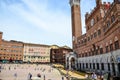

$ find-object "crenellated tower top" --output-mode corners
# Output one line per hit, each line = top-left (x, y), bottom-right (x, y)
(96, 0), (102, 6)
(69, 0), (80, 7)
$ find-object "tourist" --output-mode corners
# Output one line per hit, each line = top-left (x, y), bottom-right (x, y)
(30, 73), (32, 80)
(85, 74), (89, 79)
(9, 66), (10, 70)
(91, 72), (97, 80)
(43, 75), (46, 80)
(62, 76), (64, 80)
(14, 73), (17, 80)
(37, 73), (41, 78)
(28, 73), (32, 80)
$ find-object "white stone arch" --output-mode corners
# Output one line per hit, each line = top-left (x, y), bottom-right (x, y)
(110, 40), (112, 44)
(114, 36), (118, 41)
(66, 52), (77, 70)
(98, 27), (100, 30)
(106, 42), (108, 46)
(100, 45), (103, 48)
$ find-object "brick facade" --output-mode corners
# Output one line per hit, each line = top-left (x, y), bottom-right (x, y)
(50, 45), (72, 65)
(23, 43), (50, 63)
(0, 40), (23, 63)
(70, 0), (120, 76)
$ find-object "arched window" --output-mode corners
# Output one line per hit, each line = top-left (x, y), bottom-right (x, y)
(97, 63), (99, 69)
(106, 46), (109, 53)
(107, 21), (110, 28)
(114, 41), (119, 49)
(91, 18), (95, 27)
(101, 63), (104, 70)
(98, 29), (101, 35)
(93, 63), (95, 69)
(110, 44), (113, 51)
(96, 16), (99, 22)
(111, 15), (115, 23)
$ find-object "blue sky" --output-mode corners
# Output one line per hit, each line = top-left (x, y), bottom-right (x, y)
(0, 0), (113, 48)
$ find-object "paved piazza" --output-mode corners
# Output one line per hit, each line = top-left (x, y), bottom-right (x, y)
(0, 64), (65, 80)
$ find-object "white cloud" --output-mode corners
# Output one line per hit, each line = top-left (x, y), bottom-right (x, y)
(7, 0), (71, 36)
(0, 0), (72, 47)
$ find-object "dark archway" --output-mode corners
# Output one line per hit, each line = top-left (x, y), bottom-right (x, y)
(70, 57), (75, 69)
(112, 63), (116, 76)
(118, 63), (120, 74)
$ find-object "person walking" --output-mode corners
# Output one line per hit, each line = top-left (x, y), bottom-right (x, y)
(62, 76), (64, 80)
(43, 75), (46, 80)
(91, 72), (97, 80)
(28, 73), (32, 80)
(85, 74), (89, 80)
(14, 73), (17, 80)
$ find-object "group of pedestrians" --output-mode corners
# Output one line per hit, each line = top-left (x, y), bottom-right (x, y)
(85, 72), (104, 80)
(0, 64), (63, 80)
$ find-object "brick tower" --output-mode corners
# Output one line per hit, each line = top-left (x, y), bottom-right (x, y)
(0, 32), (3, 45)
(69, 0), (82, 49)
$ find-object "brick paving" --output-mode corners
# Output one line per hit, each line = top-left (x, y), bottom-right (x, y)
(0, 64), (66, 80)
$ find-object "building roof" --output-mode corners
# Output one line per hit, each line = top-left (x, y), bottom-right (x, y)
(24, 42), (50, 47)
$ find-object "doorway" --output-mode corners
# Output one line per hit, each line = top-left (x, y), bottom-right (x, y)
(112, 63), (116, 76)
(118, 63), (120, 74)
(70, 57), (75, 69)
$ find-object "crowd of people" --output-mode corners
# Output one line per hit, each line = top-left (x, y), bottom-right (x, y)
(0, 63), (57, 80)
(84, 72), (112, 80)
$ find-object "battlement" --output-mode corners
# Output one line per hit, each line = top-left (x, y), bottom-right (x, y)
(0, 31), (3, 34)
(85, 1), (111, 23)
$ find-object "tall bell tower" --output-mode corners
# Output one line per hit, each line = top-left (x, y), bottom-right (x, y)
(0, 32), (3, 44)
(69, 0), (82, 49)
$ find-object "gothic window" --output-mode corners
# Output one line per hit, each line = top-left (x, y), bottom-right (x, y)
(106, 46), (109, 53)
(111, 15), (115, 23)
(107, 21), (110, 28)
(100, 48), (103, 54)
(114, 41), (119, 49)
(91, 18), (94, 26)
(98, 29), (101, 35)
(101, 63), (104, 70)
(95, 49), (98, 55)
(110, 44), (113, 51)
(88, 36), (90, 41)
(94, 32), (97, 38)
(103, 26), (106, 32)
